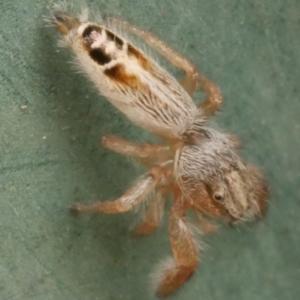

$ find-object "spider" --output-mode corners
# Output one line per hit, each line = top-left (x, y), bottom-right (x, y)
(49, 5), (268, 297)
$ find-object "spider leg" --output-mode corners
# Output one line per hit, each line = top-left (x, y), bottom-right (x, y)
(70, 167), (163, 214)
(133, 187), (167, 236)
(195, 211), (217, 234)
(153, 198), (199, 297)
(102, 135), (172, 160)
(109, 18), (222, 116)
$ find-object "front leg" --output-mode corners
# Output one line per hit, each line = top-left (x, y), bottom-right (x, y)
(133, 187), (167, 236)
(70, 167), (163, 214)
(152, 198), (199, 297)
(195, 211), (217, 234)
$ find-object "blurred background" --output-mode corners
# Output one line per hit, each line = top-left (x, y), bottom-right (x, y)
(1, 0), (299, 299)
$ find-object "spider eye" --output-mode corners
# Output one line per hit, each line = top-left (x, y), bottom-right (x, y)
(214, 193), (224, 201)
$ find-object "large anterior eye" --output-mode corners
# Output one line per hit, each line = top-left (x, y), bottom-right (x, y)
(204, 182), (225, 202)
(213, 192), (224, 201)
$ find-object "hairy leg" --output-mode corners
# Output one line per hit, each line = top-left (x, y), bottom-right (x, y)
(195, 211), (217, 234)
(109, 18), (222, 116)
(102, 135), (172, 160)
(70, 167), (164, 214)
(153, 198), (199, 297)
(133, 187), (167, 236)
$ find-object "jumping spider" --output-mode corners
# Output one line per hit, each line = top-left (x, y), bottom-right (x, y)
(48, 4), (268, 297)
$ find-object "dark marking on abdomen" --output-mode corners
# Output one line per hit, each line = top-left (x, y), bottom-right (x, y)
(105, 29), (124, 49)
(128, 45), (151, 70)
(82, 25), (102, 39)
(90, 49), (112, 65)
(82, 26), (113, 65)
(104, 64), (141, 88)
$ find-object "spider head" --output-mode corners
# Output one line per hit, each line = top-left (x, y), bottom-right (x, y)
(199, 165), (268, 223)
(176, 130), (268, 224)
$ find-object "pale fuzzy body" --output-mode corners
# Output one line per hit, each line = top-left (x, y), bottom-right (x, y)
(59, 16), (201, 140)
(48, 4), (268, 297)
